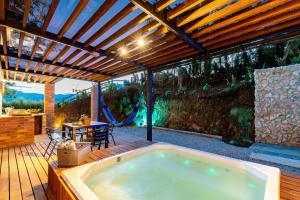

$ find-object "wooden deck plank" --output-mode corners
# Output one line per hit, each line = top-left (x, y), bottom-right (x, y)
(8, 148), (22, 200)
(24, 145), (48, 190)
(29, 144), (48, 175)
(0, 137), (300, 200)
(20, 146), (48, 200)
(0, 148), (9, 200)
(15, 146), (35, 200)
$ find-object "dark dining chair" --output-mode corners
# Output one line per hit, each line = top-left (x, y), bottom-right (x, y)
(108, 124), (116, 145)
(44, 127), (71, 161)
(90, 126), (109, 150)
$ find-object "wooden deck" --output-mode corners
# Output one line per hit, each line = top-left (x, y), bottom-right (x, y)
(0, 139), (299, 200)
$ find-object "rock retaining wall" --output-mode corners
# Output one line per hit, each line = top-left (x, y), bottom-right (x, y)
(254, 64), (300, 147)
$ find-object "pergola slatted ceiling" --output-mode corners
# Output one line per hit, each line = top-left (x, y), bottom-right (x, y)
(0, 0), (300, 84)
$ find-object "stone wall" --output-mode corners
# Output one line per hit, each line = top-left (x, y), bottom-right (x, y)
(254, 64), (300, 147)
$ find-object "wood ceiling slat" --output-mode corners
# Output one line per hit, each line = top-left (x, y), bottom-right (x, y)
(203, 8), (300, 47)
(83, 3), (136, 47)
(42, 64), (51, 74)
(70, 52), (89, 67)
(131, 0), (205, 53)
(14, 71), (18, 80)
(33, 63), (42, 72)
(27, 74), (32, 82)
(199, 1), (300, 43)
(78, 56), (99, 69)
(0, 0), (5, 21)
(15, 58), (19, 70)
(94, 13), (149, 50)
(42, 42), (57, 61)
(103, 62), (128, 74)
(31, 37), (41, 59)
(177, 0), (233, 27)
(185, 0), (261, 33)
(108, 20), (159, 51)
(1, 28), (7, 55)
(52, 45), (70, 64)
(57, 0), (89, 39)
(72, 0), (118, 42)
(18, 33), (25, 57)
(41, 0), (59, 34)
(22, 0), (31, 28)
(25, 61), (31, 72)
(167, 0), (206, 20)
(56, 68), (69, 76)
(61, 49), (81, 65)
(131, 38), (183, 60)
(207, 17), (300, 50)
(142, 44), (191, 65)
(110, 25), (168, 52)
(128, 32), (176, 59)
(94, 59), (119, 71)
(88, 57), (112, 70)
(192, 0), (293, 38)
(21, 73), (26, 81)
(0, 48), (113, 77)
(156, 0), (175, 12)
(151, 49), (197, 66)
(1, 19), (146, 69)
(48, 66), (60, 75)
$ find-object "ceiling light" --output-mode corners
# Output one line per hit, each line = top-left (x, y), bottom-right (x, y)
(137, 38), (145, 46)
(120, 47), (127, 55)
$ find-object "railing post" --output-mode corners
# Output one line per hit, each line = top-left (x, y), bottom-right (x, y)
(97, 82), (102, 122)
(146, 67), (153, 141)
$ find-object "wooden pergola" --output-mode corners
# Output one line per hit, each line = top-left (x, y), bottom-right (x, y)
(1, 0), (300, 139)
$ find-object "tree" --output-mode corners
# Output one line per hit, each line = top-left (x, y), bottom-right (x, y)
(4, 82), (17, 98)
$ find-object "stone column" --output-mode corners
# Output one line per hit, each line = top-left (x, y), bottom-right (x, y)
(90, 83), (99, 121)
(44, 83), (55, 129)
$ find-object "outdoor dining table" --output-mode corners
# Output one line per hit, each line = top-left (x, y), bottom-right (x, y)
(62, 121), (109, 141)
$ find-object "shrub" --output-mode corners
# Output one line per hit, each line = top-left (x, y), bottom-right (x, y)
(229, 107), (254, 147)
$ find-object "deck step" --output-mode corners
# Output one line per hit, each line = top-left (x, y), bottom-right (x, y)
(250, 152), (300, 169)
(250, 143), (300, 160)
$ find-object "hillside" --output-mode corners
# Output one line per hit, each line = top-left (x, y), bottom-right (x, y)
(3, 91), (72, 102)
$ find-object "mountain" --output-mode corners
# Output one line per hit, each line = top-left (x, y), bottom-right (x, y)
(3, 91), (73, 103)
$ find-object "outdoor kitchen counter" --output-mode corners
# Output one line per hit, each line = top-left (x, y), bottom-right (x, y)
(0, 114), (46, 148)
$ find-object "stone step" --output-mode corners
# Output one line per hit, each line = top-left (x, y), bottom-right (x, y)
(250, 153), (300, 169)
(250, 143), (300, 160)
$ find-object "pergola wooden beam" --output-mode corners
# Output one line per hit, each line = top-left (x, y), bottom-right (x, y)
(0, 47), (114, 77)
(71, 0), (119, 42)
(41, 0), (59, 34)
(83, 3), (136, 47)
(191, 0), (293, 38)
(131, 0), (205, 53)
(156, 0), (175, 11)
(0, 20), (146, 69)
(1, 61), (97, 82)
(198, 1), (300, 43)
(57, 0), (88, 39)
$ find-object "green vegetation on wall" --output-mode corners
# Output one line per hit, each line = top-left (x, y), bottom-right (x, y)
(134, 96), (169, 127)
(3, 99), (43, 111)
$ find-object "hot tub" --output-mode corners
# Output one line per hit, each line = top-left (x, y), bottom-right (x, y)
(61, 143), (280, 200)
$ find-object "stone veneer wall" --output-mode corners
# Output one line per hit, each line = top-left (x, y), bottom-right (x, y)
(44, 83), (55, 129)
(254, 64), (300, 147)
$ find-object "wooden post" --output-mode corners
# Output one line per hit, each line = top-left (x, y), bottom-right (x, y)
(146, 67), (153, 141)
(97, 82), (102, 122)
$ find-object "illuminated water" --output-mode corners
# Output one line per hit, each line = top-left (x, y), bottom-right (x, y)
(84, 149), (265, 200)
